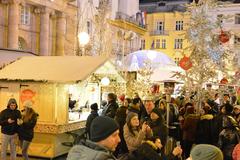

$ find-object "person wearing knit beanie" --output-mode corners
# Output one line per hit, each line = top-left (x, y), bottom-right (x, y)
(23, 100), (33, 108)
(189, 144), (223, 160)
(90, 103), (98, 111)
(67, 116), (120, 160)
(90, 116), (120, 150)
(90, 116), (119, 142)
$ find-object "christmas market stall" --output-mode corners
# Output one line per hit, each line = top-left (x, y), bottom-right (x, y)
(0, 56), (125, 158)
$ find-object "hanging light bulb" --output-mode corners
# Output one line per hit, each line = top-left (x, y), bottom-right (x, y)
(78, 32), (90, 46)
(101, 77), (110, 86)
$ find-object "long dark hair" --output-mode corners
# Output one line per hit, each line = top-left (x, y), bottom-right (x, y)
(126, 113), (139, 136)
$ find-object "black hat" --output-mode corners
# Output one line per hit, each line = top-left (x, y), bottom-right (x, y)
(132, 98), (140, 105)
(151, 107), (162, 118)
(90, 116), (119, 142)
(225, 102), (233, 114)
(90, 103), (98, 111)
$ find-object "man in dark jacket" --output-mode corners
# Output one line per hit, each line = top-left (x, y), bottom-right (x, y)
(85, 103), (99, 138)
(149, 107), (168, 147)
(114, 99), (129, 156)
(67, 116), (120, 160)
(102, 93), (119, 118)
(0, 98), (21, 160)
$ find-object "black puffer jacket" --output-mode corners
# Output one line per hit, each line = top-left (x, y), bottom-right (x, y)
(86, 110), (99, 138)
(150, 117), (168, 146)
(218, 116), (240, 159)
(0, 100), (21, 135)
(18, 113), (38, 141)
(103, 100), (119, 118)
(195, 114), (214, 144)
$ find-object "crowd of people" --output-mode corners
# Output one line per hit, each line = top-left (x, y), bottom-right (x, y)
(0, 98), (38, 160)
(67, 91), (240, 160)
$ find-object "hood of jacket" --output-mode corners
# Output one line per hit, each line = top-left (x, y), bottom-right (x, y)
(7, 98), (18, 109)
(67, 140), (117, 160)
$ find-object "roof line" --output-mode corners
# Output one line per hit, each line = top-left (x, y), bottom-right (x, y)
(0, 48), (38, 56)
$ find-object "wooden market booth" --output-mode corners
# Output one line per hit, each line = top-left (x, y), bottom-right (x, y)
(0, 56), (125, 158)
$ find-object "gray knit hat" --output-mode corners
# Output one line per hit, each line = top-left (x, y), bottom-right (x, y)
(190, 144), (223, 160)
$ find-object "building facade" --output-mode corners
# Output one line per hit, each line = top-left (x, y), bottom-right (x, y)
(210, 3), (240, 68)
(140, 0), (191, 64)
(140, 0), (240, 65)
(0, 0), (78, 56)
(77, 0), (146, 58)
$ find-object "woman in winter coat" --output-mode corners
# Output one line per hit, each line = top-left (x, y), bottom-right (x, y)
(218, 115), (240, 160)
(17, 100), (38, 160)
(0, 98), (21, 160)
(123, 112), (151, 152)
(127, 137), (182, 160)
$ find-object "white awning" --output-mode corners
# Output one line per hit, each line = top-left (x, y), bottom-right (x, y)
(0, 56), (114, 83)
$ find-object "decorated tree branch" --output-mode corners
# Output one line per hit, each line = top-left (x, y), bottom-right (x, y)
(177, 0), (233, 110)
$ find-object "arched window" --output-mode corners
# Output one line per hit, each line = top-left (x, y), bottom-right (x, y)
(18, 37), (27, 50)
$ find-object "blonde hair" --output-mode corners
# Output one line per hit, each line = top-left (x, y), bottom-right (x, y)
(23, 107), (37, 123)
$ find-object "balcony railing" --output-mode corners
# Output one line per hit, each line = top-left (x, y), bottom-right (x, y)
(150, 30), (169, 36)
(115, 12), (146, 29)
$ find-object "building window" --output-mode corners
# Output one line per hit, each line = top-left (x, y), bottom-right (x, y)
(234, 35), (240, 45)
(18, 37), (27, 50)
(217, 14), (223, 24)
(20, 5), (30, 25)
(141, 39), (145, 49)
(235, 14), (240, 24)
(174, 39), (183, 49)
(87, 21), (92, 35)
(162, 39), (166, 49)
(156, 21), (164, 32)
(151, 40), (155, 49)
(174, 57), (180, 65)
(156, 39), (160, 49)
(176, 21), (183, 31)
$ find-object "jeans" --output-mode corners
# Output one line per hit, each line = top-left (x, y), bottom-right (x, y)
(1, 133), (16, 160)
(19, 140), (31, 160)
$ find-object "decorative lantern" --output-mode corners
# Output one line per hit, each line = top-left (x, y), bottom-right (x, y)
(219, 30), (229, 43)
(179, 56), (192, 70)
(220, 77), (228, 84)
(151, 84), (160, 93)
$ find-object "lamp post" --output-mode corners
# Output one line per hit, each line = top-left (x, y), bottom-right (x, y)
(78, 32), (90, 56)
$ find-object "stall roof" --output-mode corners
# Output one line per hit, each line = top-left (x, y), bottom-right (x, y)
(0, 49), (36, 68)
(0, 56), (112, 83)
